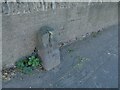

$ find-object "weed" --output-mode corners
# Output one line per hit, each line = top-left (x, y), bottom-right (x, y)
(68, 49), (74, 53)
(91, 32), (97, 37)
(15, 55), (42, 74)
(91, 30), (102, 38)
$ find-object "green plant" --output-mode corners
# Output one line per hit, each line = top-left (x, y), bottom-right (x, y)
(68, 49), (74, 53)
(91, 30), (101, 38)
(91, 32), (97, 37)
(15, 55), (42, 74)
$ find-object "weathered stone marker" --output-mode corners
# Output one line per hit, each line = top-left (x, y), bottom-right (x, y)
(37, 26), (60, 70)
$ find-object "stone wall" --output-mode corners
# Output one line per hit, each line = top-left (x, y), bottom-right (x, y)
(2, 2), (118, 67)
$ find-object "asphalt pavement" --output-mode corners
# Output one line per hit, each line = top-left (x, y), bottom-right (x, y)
(2, 25), (118, 88)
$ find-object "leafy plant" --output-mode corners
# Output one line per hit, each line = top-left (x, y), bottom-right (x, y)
(15, 55), (42, 74)
(28, 56), (41, 67)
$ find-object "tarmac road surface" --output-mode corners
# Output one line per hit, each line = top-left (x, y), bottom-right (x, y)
(2, 25), (118, 88)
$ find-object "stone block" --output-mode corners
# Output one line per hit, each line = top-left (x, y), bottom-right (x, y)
(37, 26), (60, 70)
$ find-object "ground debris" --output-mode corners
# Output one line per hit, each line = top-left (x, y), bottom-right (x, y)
(2, 66), (16, 81)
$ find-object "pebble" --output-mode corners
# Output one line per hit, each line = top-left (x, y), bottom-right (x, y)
(4, 73), (8, 75)
(11, 73), (15, 76)
(2, 75), (6, 78)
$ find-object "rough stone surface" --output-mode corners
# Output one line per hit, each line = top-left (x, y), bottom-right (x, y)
(42, 49), (60, 70)
(37, 26), (60, 70)
(2, 2), (118, 66)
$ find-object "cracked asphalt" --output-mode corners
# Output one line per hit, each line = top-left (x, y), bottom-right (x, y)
(2, 25), (118, 88)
